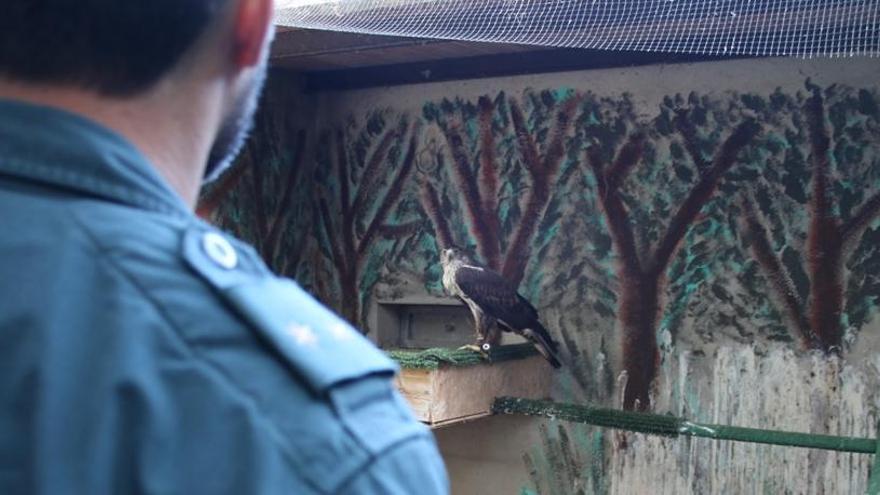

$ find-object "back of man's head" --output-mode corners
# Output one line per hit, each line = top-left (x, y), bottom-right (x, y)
(0, 1), (229, 96)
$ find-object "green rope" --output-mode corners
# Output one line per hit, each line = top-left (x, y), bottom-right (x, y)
(388, 343), (537, 369)
(493, 397), (878, 455)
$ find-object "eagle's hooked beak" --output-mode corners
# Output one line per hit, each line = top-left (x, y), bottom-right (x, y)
(441, 248), (452, 264)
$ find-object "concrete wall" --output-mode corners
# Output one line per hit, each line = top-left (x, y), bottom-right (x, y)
(202, 57), (880, 494)
(434, 416), (541, 495)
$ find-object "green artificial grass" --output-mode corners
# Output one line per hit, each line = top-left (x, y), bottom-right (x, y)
(388, 343), (538, 369)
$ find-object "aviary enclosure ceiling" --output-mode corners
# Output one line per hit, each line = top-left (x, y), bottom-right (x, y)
(199, 57), (880, 492)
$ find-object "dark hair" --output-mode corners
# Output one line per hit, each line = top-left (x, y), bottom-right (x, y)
(0, 1), (228, 96)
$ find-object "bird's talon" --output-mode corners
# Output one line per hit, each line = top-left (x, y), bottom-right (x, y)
(458, 344), (492, 360)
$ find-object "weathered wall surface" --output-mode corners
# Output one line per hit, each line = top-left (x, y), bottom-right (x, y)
(202, 57), (880, 493)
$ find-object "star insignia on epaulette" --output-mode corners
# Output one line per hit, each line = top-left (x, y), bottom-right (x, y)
(287, 324), (318, 346)
(329, 323), (354, 341)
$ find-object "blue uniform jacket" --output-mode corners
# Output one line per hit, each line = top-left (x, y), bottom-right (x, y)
(0, 99), (448, 494)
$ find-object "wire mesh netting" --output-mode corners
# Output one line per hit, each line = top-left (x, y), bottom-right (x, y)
(276, 0), (880, 58)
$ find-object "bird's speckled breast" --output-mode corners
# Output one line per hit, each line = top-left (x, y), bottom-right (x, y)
(441, 259), (463, 297)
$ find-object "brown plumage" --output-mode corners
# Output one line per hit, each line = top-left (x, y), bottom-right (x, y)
(440, 247), (561, 368)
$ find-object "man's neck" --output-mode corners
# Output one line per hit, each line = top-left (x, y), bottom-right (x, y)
(0, 79), (222, 208)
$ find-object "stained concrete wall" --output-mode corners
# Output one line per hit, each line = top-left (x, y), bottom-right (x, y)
(434, 416), (541, 495)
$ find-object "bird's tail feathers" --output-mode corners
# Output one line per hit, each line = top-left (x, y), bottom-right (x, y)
(523, 323), (562, 369)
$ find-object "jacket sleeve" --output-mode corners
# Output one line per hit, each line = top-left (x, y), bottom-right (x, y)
(338, 434), (449, 495)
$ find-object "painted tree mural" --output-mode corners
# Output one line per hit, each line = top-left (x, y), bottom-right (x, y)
(201, 77), (880, 411)
(523, 423), (606, 495)
(419, 90), (582, 292)
(581, 93), (761, 410)
(313, 112), (422, 329)
(198, 72), (880, 493)
(197, 95), (310, 278)
(738, 84), (880, 352)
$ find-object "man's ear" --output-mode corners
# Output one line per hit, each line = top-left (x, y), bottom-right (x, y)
(232, 0), (274, 68)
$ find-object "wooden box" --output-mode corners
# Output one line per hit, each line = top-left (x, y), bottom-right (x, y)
(390, 344), (554, 428)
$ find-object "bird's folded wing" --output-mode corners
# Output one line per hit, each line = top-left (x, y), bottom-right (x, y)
(455, 266), (538, 323)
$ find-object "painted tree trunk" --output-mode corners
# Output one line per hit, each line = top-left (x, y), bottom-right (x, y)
(315, 121), (420, 333)
(619, 269), (661, 411)
(808, 237), (844, 351)
(502, 174), (550, 285)
(340, 266), (361, 328)
(805, 90), (845, 352)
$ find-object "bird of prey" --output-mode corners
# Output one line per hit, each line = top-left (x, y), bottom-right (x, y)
(440, 247), (562, 368)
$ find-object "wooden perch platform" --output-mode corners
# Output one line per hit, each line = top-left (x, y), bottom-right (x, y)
(388, 344), (554, 428)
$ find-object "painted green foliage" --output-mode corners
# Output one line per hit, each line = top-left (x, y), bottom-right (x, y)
(419, 88), (582, 294)
(522, 423), (606, 495)
(518, 84), (880, 493)
(578, 89), (762, 409)
(196, 80), (880, 493)
(198, 78), (311, 281)
(710, 83), (880, 354)
(200, 82), (880, 388)
(651, 91), (779, 347)
(311, 109), (425, 328)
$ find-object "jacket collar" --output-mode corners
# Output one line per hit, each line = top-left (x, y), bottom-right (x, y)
(0, 98), (192, 218)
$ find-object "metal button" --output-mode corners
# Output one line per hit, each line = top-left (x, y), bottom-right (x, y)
(201, 232), (238, 270)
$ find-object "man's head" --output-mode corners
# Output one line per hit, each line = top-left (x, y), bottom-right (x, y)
(0, 2), (227, 96)
(0, 0), (274, 183)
